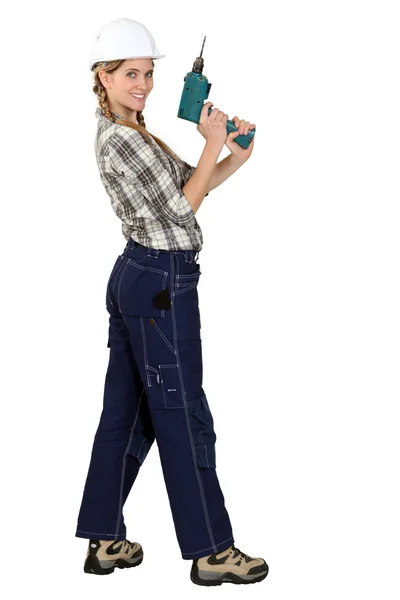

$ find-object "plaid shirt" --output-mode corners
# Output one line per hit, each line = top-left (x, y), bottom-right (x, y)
(94, 107), (204, 251)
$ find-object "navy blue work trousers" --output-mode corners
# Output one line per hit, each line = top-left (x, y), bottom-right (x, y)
(75, 237), (234, 560)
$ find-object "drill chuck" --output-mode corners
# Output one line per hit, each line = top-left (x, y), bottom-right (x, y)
(192, 56), (204, 74)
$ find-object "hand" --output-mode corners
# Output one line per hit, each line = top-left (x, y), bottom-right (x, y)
(197, 101), (228, 153)
(225, 116), (256, 163)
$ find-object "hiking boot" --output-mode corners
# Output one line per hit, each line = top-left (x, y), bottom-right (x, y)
(190, 543), (269, 586)
(83, 539), (143, 575)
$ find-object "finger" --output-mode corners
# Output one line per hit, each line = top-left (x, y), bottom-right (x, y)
(203, 101), (215, 118)
(208, 107), (220, 121)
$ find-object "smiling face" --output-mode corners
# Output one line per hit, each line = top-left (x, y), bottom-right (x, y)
(99, 58), (155, 122)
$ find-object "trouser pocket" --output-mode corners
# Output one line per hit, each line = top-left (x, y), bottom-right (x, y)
(173, 264), (201, 295)
(159, 364), (184, 409)
(118, 258), (169, 317)
(145, 363), (185, 410)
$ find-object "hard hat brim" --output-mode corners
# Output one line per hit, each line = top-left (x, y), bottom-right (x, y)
(89, 54), (166, 71)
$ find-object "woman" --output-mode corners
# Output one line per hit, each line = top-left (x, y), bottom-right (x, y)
(76, 18), (268, 586)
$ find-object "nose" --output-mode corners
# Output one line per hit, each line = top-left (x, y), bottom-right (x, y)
(136, 74), (151, 89)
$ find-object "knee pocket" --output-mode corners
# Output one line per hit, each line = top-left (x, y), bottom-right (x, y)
(146, 365), (216, 468)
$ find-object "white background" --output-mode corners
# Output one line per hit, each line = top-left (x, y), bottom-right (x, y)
(1, 0), (399, 598)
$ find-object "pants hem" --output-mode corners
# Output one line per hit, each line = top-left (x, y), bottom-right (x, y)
(181, 535), (234, 560)
(75, 529), (127, 540)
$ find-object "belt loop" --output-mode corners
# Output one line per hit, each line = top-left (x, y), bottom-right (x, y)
(147, 247), (160, 258)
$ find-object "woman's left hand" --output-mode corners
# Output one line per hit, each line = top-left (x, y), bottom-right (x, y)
(225, 116), (256, 163)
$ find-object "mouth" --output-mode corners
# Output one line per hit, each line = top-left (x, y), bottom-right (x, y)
(130, 93), (145, 101)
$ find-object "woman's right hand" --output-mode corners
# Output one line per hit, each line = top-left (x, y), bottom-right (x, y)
(197, 101), (228, 152)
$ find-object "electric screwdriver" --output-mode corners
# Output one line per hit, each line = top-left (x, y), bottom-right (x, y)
(177, 36), (256, 149)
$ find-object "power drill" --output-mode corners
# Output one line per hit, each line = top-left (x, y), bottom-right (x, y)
(177, 36), (256, 149)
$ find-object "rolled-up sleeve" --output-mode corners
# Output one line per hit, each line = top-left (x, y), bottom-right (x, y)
(180, 160), (196, 184)
(107, 130), (195, 226)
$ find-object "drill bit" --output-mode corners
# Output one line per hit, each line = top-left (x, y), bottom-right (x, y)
(192, 36), (206, 74)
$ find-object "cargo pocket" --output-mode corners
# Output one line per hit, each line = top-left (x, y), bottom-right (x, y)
(188, 394), (217, 468)
(118, 258), (169, 317)
(159, 364), (184, 409)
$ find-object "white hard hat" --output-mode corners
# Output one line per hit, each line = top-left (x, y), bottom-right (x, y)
(89, 18), (166, 71)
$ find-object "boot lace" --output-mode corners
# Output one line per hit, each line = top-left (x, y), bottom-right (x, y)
(230, 544), (252, 563)
(121, 539), (134, 554)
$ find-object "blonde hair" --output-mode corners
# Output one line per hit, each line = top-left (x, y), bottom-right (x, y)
(92, 59), (184, 162)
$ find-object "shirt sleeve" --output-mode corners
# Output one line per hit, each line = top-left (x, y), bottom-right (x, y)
(106, 129), (196, 226)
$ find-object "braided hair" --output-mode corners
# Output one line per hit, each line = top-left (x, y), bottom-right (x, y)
(92, 59), (184, 162)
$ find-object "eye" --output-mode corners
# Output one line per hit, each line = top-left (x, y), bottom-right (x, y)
(127, 72), (153, 78)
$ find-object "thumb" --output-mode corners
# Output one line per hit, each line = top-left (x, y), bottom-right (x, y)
(228, 130), (240, 137)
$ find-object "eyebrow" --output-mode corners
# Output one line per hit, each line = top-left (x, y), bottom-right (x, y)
(124, 68), (154, 72)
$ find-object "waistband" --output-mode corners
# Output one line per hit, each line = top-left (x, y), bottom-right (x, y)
(123, 237), (200, 263)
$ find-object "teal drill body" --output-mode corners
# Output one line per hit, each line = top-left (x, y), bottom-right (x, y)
(177, 37), (256, 150)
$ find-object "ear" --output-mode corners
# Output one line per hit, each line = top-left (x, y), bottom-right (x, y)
(99, 72), (112, 89)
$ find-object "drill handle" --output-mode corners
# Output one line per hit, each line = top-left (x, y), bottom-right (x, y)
(207, 107), (256, 150)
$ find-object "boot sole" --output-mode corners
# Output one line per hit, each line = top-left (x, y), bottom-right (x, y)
(84, 552), (143, 575)
(190, 562), (269, 586)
